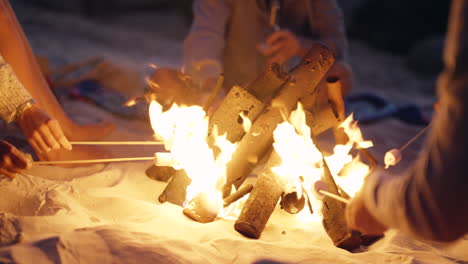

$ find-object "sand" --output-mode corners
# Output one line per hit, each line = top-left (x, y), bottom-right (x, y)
(0, 2), (466, 263)
(0, 160), (466, 264)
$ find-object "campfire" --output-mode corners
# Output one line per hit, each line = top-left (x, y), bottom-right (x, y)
(148, 44), (378, 250)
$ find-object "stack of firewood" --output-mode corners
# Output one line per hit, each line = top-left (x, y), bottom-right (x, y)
(156, 43), (378, 251)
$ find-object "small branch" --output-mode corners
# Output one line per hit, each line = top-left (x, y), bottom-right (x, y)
(223, 184), (253, 208)
(359, 148), (378, 168)
(319, 190), (350, 204)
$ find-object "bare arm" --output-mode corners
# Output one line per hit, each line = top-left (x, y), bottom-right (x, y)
(360, 0), (468, 242)
(0, 1), (71, 152)
(183, 0), (230, 88)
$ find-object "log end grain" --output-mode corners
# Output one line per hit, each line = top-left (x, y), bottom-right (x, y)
(234, 221), (261, 239)
(280, 191), (306, 214)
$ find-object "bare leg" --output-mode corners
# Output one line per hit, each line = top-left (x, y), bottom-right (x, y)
(0, 0), (115, 141)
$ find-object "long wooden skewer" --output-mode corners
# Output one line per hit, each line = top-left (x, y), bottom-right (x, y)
(34, 156), (154, 165)
(70, 141), (164, 146)
(399, 123), (431, 152)
(319, 190), (350, 204)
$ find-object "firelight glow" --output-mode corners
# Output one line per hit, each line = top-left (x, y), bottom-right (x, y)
(149, 97), (371, 223)
(271, 104), (371, 222)
(149, 100), (237, 218)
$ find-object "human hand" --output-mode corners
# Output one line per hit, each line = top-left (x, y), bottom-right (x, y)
(0, 140), (32, 179)
(258, 29), (301, 65)
(17, 104), (72, 153)
(345, 191), (387, 236)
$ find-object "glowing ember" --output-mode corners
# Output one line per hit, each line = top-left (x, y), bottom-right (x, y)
(149, 100), (237, 218)
(124, 98), (137, 107)
(239, 111), (252, 133)
(339, 114), (373, 149)
(271, 103), (324, 222)
(146, 77), (161, 90)
(329, 114), (372, 196)
(148, 96), (371, 223)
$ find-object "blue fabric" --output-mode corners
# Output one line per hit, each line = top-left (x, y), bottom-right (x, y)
(71, 80), (148, 120)
(345, 93), (429, 126)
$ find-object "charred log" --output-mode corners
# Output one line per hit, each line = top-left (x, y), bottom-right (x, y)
(158, 170), (191, 206)
(223, 44), (335, 197)
(234, 151), (284, 239)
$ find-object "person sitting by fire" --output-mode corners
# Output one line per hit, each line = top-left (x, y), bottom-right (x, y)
(150, 0), (352, 108)
(346, 0), (468, 242)
(0, 0), (114, 163)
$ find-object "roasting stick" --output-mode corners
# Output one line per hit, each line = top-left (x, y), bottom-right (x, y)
(33, 152), (175, 166)
(319, 190), (350, 205)
(384, 123), (432, 168)
(70, 141), (164, 146)
(33, 156), (155, 165)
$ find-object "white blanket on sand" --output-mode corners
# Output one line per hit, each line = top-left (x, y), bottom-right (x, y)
(0, 160), (466, 264)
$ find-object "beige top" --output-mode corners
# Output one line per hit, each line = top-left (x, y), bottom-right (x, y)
(184, 0), (348, 90)
(0, 55), (33, 123)
(363, 0), (468, 242)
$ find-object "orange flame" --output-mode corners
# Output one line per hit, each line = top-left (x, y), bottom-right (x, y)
(149, 101), (238, 218)
(271, 103), (371, 223)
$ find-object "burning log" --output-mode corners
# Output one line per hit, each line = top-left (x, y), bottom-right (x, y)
(280, 187), (306, 214)
(158, 170), (191, 206)
(208, 63), (288, 143)
(223, 43), (335, 197)
(159, 65), (288, 206)
(183, 183), (254, 223)
(183, 192), (220, 223)
(244, 63), (289, 102)
(326, 77), (349, 145)
(320, 157), (362, 250)
(304, 105), (339, 136)
(145, 152), (178, 182)
(146, 165), (175, 182)
(208, 85), (265, 143)
(326, 77), (346, 122)
(234, 151), (284, 239)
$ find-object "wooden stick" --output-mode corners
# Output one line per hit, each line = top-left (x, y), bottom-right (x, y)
(70, 141), (164, 145)
(269, 0), (280, 31)
(34, 157), (154, 165)
(384, 123), (431, 168)
(399, 123), (431, 152)
(359, 148), (378, 168)
(223, 184), (253, 208)
(319, 190), (350, 204)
